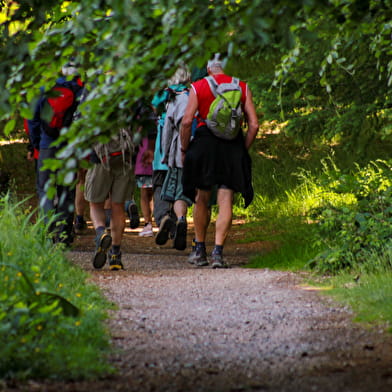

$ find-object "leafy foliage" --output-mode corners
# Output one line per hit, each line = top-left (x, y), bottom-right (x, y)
(308, 159), (392, 273)
(0, 195), (113, 380)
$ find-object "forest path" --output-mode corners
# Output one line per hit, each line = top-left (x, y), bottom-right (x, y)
(14, 221), (392, 392)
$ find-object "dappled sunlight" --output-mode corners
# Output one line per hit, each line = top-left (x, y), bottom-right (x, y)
(297, 284), (333, 292)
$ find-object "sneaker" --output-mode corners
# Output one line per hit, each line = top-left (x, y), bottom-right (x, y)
(173, 217), (187, 251)
(139, 222), (154, 237)
(92, 232), (112, 269)
(109, 251), (124, 271)
(155, 215), (175, 245)
(211, 253), (229, 269)
(128, 202), (140, 229)
(194, 249), (209, 267)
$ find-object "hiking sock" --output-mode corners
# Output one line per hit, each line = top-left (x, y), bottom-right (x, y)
(212, 245), (223, 256)
(195, 241), (206, 253)
(104, 208), (112, 227)
(111, 244), (121, 255)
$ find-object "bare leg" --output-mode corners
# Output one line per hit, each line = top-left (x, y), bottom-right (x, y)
(173, 199), (188, 219)
(89, 201), (106, 229)
(214, 188), (234, 246)
(75, 169), (88, 218)
(140, 187), (154, 224)
(173, 199), (188, 251)
(110, 201), (126, 246)
(193, 189), (211, 243)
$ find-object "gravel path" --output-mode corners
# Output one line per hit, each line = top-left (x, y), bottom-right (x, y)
(64, 240), (392, 392)
(8, 225), (392, 392)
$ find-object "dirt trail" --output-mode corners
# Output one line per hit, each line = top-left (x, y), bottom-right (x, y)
(7, 222), (392, 392)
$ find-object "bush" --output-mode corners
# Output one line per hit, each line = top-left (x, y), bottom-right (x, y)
(308, 159), (392, 274)
(0, 195), (114, 380)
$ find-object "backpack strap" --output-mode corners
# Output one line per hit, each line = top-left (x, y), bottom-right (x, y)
(205, 76), (218, 97)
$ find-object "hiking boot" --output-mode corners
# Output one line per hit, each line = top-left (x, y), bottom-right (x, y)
(211, 253), (229, 269)
(92, 232), (112, 269)
(109, 251), (124, 271)
(187, 239), (197, 264)
(127, 202), (140, 229)
(155, 215), (175, 245)
(194, 249), (209, 267)
(173, 217), (187, 251)
(139, 222), (154, 237)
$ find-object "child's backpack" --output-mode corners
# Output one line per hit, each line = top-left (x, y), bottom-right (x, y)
(41, 82), (80, 138)
(205, 76), (243, 140)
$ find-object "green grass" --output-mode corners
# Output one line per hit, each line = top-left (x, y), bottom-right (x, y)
(246, 231), (321, 271)
(314, 270), (392, 331)
(312, 246), (392, 329)
(234, 132), (392, 331)
(0, 194), (115, 380)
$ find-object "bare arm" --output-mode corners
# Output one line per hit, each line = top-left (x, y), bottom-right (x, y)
(180, 89), (198, 152)
(243, 87), (259, 150)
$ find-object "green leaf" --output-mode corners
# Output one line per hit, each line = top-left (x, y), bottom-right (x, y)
(294, 90), (302, 99)
(4, 119), (16, 135)
(39, 291), (80, 317)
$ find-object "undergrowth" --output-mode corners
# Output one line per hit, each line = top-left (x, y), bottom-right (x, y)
(237, 133), (392, 329)
(0, 194), (114, 380)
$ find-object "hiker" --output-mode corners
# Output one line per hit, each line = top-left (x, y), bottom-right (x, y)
(85, 127), (135, 271)
(159, 64), (193, 250)
(134, 136), (154, 237)
(180, 54), (259, 268)
(126, 98), (158, 237)
(29, 61), (84, 246)
(143, 86), (178, 246)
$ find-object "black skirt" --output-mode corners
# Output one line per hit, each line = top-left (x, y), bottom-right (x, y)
(182, 126), (254, 208)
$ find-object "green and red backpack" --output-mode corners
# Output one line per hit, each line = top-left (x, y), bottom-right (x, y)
(205, 76), (243, 140)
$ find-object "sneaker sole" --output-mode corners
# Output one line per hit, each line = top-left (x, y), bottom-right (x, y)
(128, 204), (140, 229)
(92, 234), (112, 269)
(109, 263), (124, 271)
(155, 218), (174, 245)
(174, 221), (187, 251)
(139, 232), (154, 237)
(212, 261), (229, 269)
(195, 258), (209, 267)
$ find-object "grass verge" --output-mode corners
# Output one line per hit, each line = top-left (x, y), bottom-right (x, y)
(0, 194), (114, 380)
(236, 134), (392, 331)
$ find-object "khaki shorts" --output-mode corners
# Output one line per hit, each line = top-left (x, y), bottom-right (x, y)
(84, 156), (134, 204)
